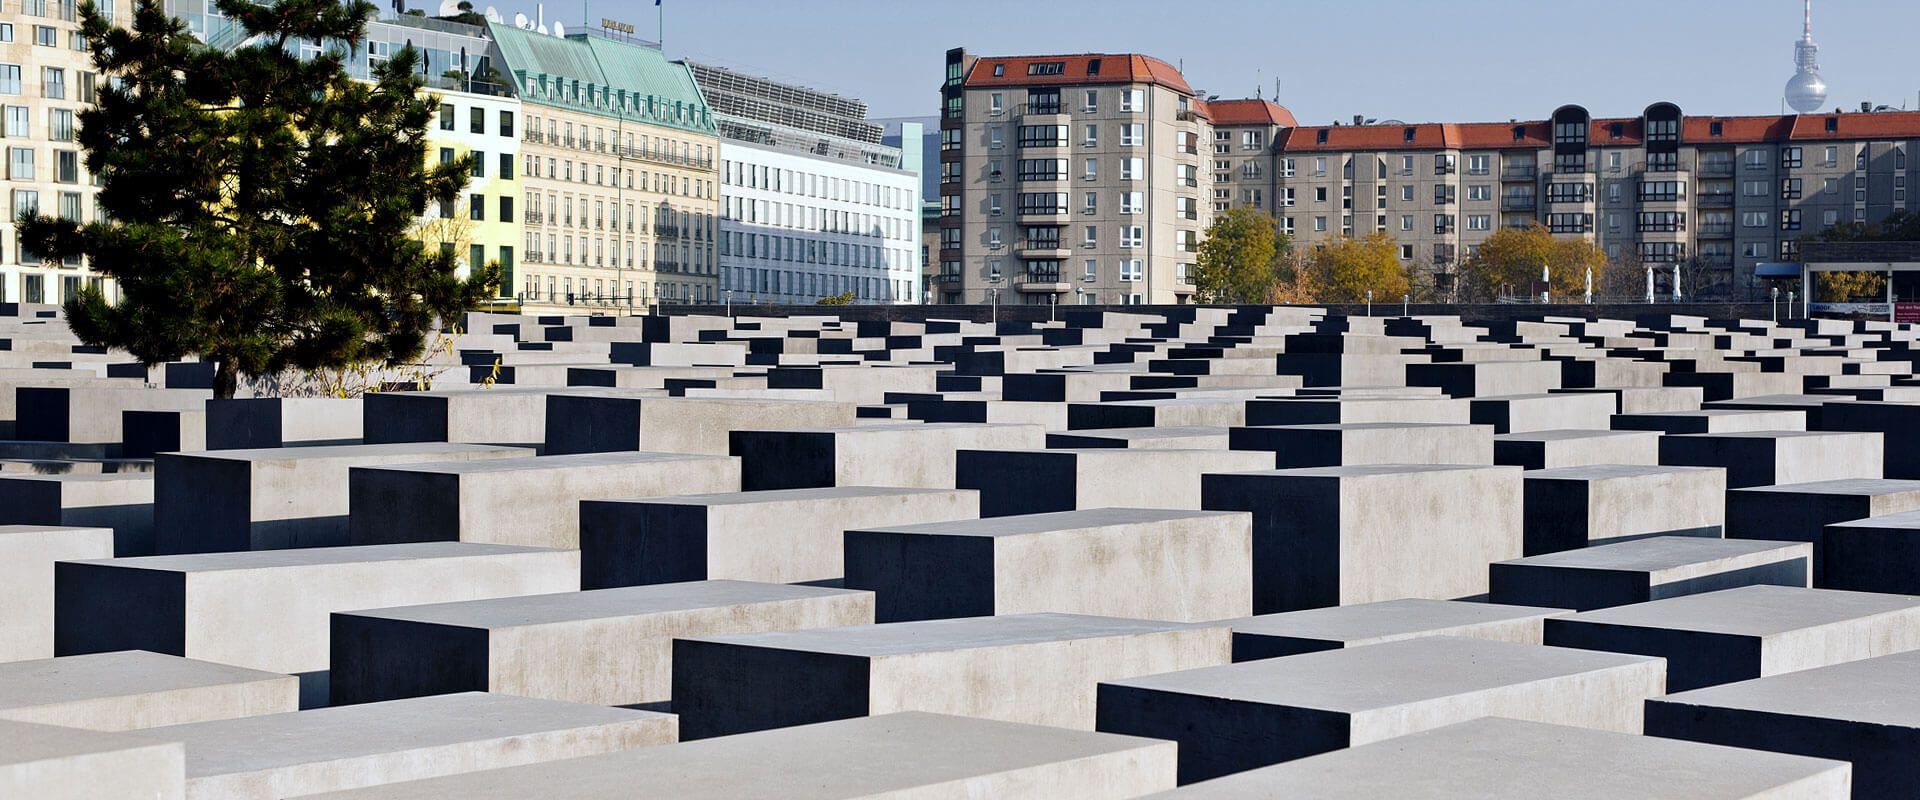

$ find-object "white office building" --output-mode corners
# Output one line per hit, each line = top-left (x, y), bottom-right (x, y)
(718, 141), (920, 304)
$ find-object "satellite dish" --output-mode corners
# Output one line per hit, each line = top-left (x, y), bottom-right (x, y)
(536, 22), (548, 34)
(512, 11), (529, 28)
(551, 19), (565, 36)
(435, 0), (458, 15)
(483, 5), (500, 21)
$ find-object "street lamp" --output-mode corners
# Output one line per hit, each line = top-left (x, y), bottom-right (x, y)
(1771, 286), (1780, 322)
(724, 289), (733, 318)
(1541, 261), (1550, 304)
(1365, 289), (1373, 317)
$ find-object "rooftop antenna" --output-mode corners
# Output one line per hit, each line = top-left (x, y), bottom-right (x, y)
(1255, 68), (1262, 99)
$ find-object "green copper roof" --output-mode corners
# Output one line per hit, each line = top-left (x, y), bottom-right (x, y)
(486, 22), (715, 135)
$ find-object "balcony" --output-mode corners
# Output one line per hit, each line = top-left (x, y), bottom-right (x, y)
(526, 211), (545, 225)
(1697, 223), (1733, 237)
(1698, 193), (1734, 207)
(1501, 164), (1538, 180)
(1176, 110), (1204, 122)
(612, 144), (716, 171)
(1701, 254), (1734, 269)
(1501, 196), (1537, 211)
(523, 130), (545, 144)
(1016, 102), (1064, 117)
(935, 272), (962, 284)
(1699, 162), (1735, 177)
(1016, 271), (1070, 292)
(655, 225), (681, 239)
(657, 260), (683, 273)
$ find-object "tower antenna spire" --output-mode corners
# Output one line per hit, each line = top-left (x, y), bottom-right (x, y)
(1804, 0), (1812, 39)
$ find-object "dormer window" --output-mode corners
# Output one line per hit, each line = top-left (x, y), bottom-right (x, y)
(1403, 127), (1415, 143)
(1512, 125), (1524, 141)
(1826, 116), (1839, 132)
(1317, 129), (1329, 144)
(1710, 121), (1724, 136)
(1027, 61), (1066, 76)
(992, 64), (1005, 77)
(1609, 122), (1623, 138)
(1086, 58), (1101, 75)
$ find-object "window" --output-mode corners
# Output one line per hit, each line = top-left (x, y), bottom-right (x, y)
(986, 227), (1002, 247)
(1017, 158), (1067, 181)
(40, 67), (62, 99)
(988, 193), (1003, 215)
(1779, 178), (1802, 199)
(1742, 180), (1768, 197)
(54, 150), (75, 183)
(1742, 211), (1768, 228)
(1824, 209), (1840, 227)
(1313, 216), (1327, 232)
(1279, 188), (1295, 207)
(1017, 124), (1067, 148)
(1546, 213), (1591, 233)
(498, 110), (513, 138)
(1315, 187), (1328, 203)
(1083, 191), (1097, 213)
(1120, 192), (1143, 214)
(1639, 181), (1683, 202)
(1433, 154), (1456, 175)
(1120, 226), (1143, 248)
(1636, 211), (1685, 232)
(439, 104), (454, 131)
(469, 193), (484, 221)
(988, 92), (1004, 114)
(1082, 226), (1096, 246)
(1467, 214), (1490, 231)
(1744, 149), (1767, 169)
(7, 147), (32, 180)
(32, 25), (55, 47)
(499, 196), (513, 223)
(1081, 158), (1098, 180)
(1400, 214), (1413, 231)
(1120, 89), (1144, 112)
(1279, 158), (1294, 177)
(1027, 61), (1065, 76)
(469, 150), (484, 178)
(499, 153), (513, 180)
(1082, 90), (1097, 111)
(0, 24), (10, 42)
(1242, 130), (1264, 150)
(1016, 192), (1068, 215)
(1119, 258), (1143, 280)
(1467, 184), (1491, 201)
(469, 106), (484, 134)
(1433, 214), (1455, 234)
(1120, 124), (1144, 146)
(1432, 184), (1455, 205)
(1780, 147), (1802, 169)
(1025, 88), (1060, 114)
(1400, 244), (1414, 260)
(1825, 178), (1840, 195)
(1779, 209), (1801, 231)
(1546, 182), (1588, 204)
(1639, 242), (1685, 262)
(47, 108), (72, 141)
(1467, 154), (1490, 175)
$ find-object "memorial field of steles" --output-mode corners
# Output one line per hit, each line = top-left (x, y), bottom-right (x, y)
(11, 301), (1920, 797)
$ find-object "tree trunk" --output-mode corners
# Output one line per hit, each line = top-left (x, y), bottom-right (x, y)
(212, 361), (238, 400)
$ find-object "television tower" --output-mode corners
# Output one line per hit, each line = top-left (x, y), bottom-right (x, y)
(1784, 0), (1828, 114)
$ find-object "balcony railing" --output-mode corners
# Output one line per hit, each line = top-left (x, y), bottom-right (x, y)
(655, 225), (681, 238)
(1697, 223), (1733, 236)
(935, 272), (962, 284)
(657, 260), (683, 273)
(1017, 271), (1064, 285)
(1501, 165), (1538, 180)
(1501, 196), (1537, 211)
(1698, 162), (1735, 177)
(1698, 193), (1734, 207)
(612, 144), (715, 170)
(525, 211), (544, 225)
(1016, 103), (1064, 116)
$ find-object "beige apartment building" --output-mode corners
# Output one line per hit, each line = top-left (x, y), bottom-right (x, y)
(937, 48), (1211, 306)
(490, 24), (719, 314)
(0, 0), (113, 306)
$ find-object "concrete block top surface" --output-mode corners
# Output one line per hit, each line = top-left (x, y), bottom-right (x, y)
(616, 485), (972, 508)
(0, 717), (181, 766)
(1730, 477), (1920, 497)
(341, 580), (867, 628)
(140, 691), (666, 778)
(1524, 464), (1723, 482)
(65, 541), (570, 574)
(1830, 508), (1920, 530)
(0, 523), (116, 539)
(1222, 463), (1516, 480)
(1102, 636), (1658, 712)
(1669, 430), (1874, 441)
(1048, 425), (1229, 440)
(1559, 585), (1920, 636)
(0, 472), (153, 486)
(365, 450), (731, 475)
(1145, 717), (1849, 799)
(172, 442), (533, 463)
(1496, 536), (1811, 575)
(687, 612), (1221, 657)
(298, 712), (1172, 800)
(0, 651), (292, 711)
(855, 506), (1244, 539)
(1256, 421), (1485, 433)
(1493, 429), (1658, 443)
(1225, 599), (1569, 644)
(1656, 648), (1920, 727)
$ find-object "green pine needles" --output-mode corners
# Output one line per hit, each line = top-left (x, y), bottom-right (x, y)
(20, 0), (497, 398)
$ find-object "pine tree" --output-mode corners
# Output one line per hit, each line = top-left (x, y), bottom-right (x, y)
(19, 0), (496, 398)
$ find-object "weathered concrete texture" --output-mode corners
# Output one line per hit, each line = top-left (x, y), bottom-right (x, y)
(1521, 464), (1727, 554)
(15, 386), (210, 444)
(0, 718), (185, 800)
(1647, 649), (1920, 800)
(1556, 385), (1706, 414)
(347, 452), (739, 549)
(294, 712), (1176, 800)
(361, 388), (557, 449)
(153, 443), (533, 554)
(330, 580), (873, 707)
(728, 422), (1043, 491)
(1725, 479), (1920, 578)
(1467, 392), (1614, 433)
(206, 398), (363, 450)
(1045, 425), (1231, 450)
(1659, 431), (1883, 489)
(1243, 396), (1468, 426)
(54, 542), (579, 707)
(1067, 397), (1254, 430)
(1095, 636), (1665, 784)
(1545, 584), (1920, 691)
(1492, 428), (1661, 470)
(545, 394), (857, 456)
(1225, 598), (1570, 661)
(1823, 401), (1920, 478)
(0, 650), (296, 730)
(0, 525), (114, 662)
(1407, 359), (1562, 398)
(1491, 536), (1811, 611)
(673, 612), (1230, 740)
(1824, 509), (1920, 594)
(844, 508), (1253, 623)
(581, 487), (976, 587)
(122, 408), (206, 458)
(1202, 465), (1523, 613)
(1613, 408), (1809, 434)
(144, 691), (674, 799)
(1227, 422), (1493, 468)
(0, 472), (155, 556)
(1147, 717), (1851, 799)
(956, 448), (1275, 517)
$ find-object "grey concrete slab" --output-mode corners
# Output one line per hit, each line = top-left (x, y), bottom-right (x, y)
(1202, 464), (1523, 613)
(361, 388), (558, 449)
(1149, 717), (1850, 799)
(54, 542), (578, 707)
(1492, 428), (1661, 470)
(1226, 422), (1493, 468)
(1647, 649), (1920, 800)
(1659, 431), (1883, 489)
(1613, 408), (1808, 434)
(1823, 401), (1920, 477)
(144, 691), (673, 799)
(1825, 509), (1920, 594)
(956, 448), (1274, 517)
(347, 451), (738, 549)
(1407, 359), (1562, 398)
(0, 650), (296, 730)
(1243, 396), (1469, 426)
(122, 408), (205, 458)
(0, 718), (184, 800)
(1045, 425), (1231, 450)
(1554, 385), (1706, 414)
(1491, 536), (1811, 610)
(1224, 598), (1570, 661)
(545, 393), (858, 456)
(153, 443), (533, 554)
(0, 472), (155, 556)
(14, 385), (209, 444)
(1521, 464), (1727, 554)
(331, 580), (872, 706)
(1467, 391), (1614, 433)
(206, 398), (363, 450)
(843, 508), (1252, 623)
(296, 712), (1176, 800)
(0, 525), (113, 662)
(1725, 479), (1920, 578)
(728, 422), (1042, 491)
(580, 486), (977, 587)
(1095, 635), (1665, 784)
(1544, 584), (1920, 691)
(672, 612), (1230, 739)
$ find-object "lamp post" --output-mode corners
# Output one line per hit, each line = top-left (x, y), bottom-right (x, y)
(1584, 266), (1593, 304)
(724, 289), (733, 319)
(1402, 294), (1409, 317)
(1672, 263), (1682, 302)
(1771, 286), (1780, 322)
(1365, 289), (1373, 317)
(1645, 266), (1654, 304)
(1541, 261), (1550, 304)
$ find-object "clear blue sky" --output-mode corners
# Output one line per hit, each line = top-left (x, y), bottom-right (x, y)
(552, 0), (1917, 123)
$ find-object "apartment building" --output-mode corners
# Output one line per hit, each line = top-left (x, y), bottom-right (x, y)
(1228, 102), (1920, 298)
(0, 0), (115, 305)
(489, 23), (720, 314)
(691, 62), (922, 305)
(421, 82), (522, 306)
(937, 48), (1212, 306)
(1207, 99), (1295, 216)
